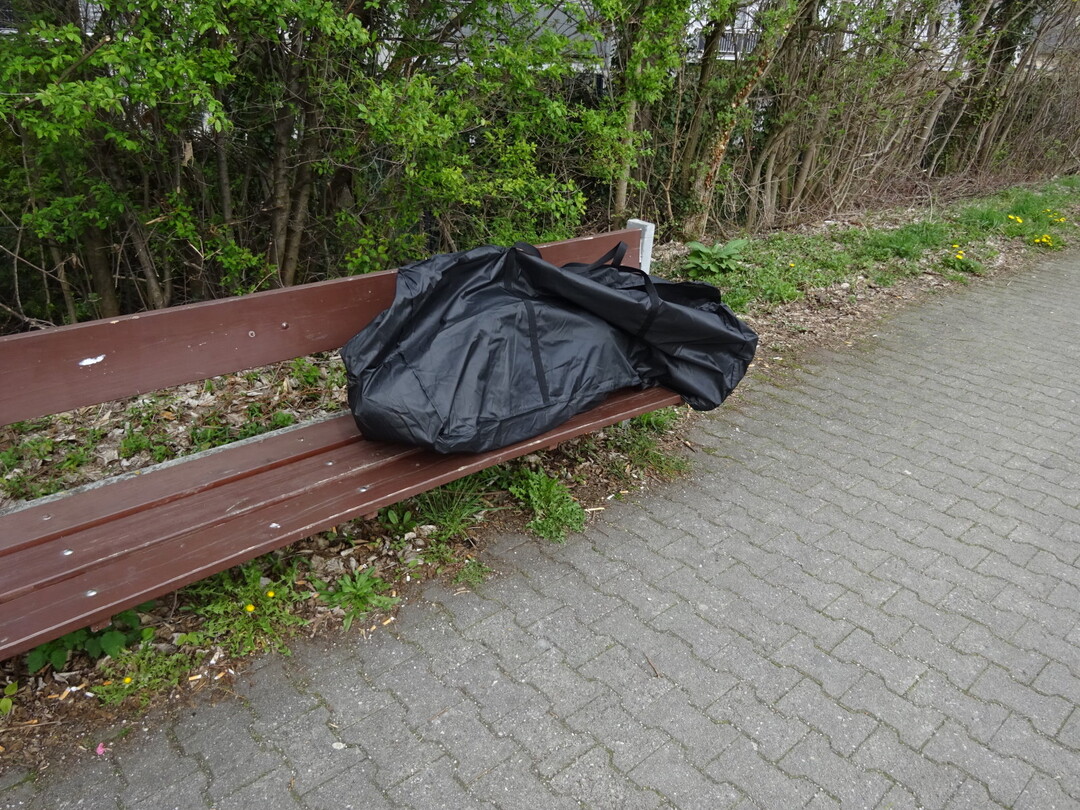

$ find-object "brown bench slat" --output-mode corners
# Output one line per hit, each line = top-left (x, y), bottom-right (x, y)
(1, 434), (420, 601)
(0, 387), (679, 659)
(0, 415), (373, 556)
(0, 230), (641, 425)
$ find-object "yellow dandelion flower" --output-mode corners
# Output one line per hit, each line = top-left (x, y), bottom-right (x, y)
(1016, 217), (1023, 223)
(266, 590), (275, 598)
(123, 677), (133, 684)
(245, 603), (255, 612)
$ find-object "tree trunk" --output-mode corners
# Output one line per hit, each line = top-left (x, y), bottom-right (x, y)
(613, 97), (638, 225)
(82, 226), (120, 318)
(682, 4), (798, 240)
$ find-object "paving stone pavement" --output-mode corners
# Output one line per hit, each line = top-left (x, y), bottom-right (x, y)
(3, 255), (1080, 809)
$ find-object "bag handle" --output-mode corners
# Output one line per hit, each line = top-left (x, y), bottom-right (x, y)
(515, 240), (657, 337)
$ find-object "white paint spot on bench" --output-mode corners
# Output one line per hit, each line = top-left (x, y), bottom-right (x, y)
(85, 590), (98, 597)
(269, 522), (281, 529)
(62, 549), (74, 556)
(79, 355), (106, 367)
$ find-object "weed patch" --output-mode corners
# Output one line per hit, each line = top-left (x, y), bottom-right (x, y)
(509, 470), (586, 542)
(182, 562), (307, 656)
(313, 569), (399, 632)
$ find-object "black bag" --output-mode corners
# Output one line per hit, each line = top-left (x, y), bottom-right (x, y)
(340, 242), (757, 453)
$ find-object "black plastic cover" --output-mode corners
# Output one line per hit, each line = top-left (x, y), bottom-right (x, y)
(340, 242), (757, 453)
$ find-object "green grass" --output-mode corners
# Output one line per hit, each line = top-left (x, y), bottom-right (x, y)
(677, 176), (1080, 311)
(411, 473), (490, 554)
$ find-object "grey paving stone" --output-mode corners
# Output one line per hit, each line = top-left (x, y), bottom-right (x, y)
(892, 626), (987, 690)
(301, 762), (391, 810)
(565, 697), (671, 772)
(824, 590), (910, 647)
(1060, 709), (1080, 750)
(776, 678), (877, 757)
(421, 703), (516, 783)
(881, 587), (969, 644)
(989, 713), (1080, 798)
(633, 741), (744, 810)
(707, 683), (810, 761)
(833, 628), (926, 694)
(470, 756), (579, 810)
(550, 746), (669, 809)
(338, 702), (445, 790)
(641, 688), (740, 769)
(908, 669), (1008, 744)
(840, 673), (944, 750)
(1012, 772), (1080, 810)
(4, 757), (122, 810)
(953, 624), (1048, 685)
(940, 778), (1004, 810)
(874, 784), (920, 810)
(421, 580), (503, 629)
(530, 604), (618, 667)
(922, 720), (1034, 807)
(771, 633), (863, 699)
(779, 731), (890, 810)
(706, 733), (818, 809)
(386, 754), (484, 810)
(111, 731), (204, 807)
(211, 773), (304, 810)
(651, 601), (747, 661)
(969, 664), (1071, 737)
(852, 720), (964, 809)
(497, 703), (594, 779)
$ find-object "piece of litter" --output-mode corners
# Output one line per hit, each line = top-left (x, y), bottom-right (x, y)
(381, 617), (395, 625)
(331, 742), (346, 750)
(95, 743), (109, 756)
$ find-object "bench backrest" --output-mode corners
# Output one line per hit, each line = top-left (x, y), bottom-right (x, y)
(0, 231), (641, 426)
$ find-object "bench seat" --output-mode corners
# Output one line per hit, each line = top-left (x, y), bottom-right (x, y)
(0, 227), (678, 662)
(0, 387), (677, 659)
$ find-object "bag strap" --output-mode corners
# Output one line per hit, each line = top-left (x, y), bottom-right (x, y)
(516, 240), (657, 337)
(632, 268), (661, 338)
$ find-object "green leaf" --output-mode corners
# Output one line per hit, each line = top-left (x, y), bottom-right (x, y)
(49, 648), (68, 671)
(26, 648), (47, 674)
(4, 682), (17, 696)
(99, 630), (129, 658)
(0, 697), (12, 715)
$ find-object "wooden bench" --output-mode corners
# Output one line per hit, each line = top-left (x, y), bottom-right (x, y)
(0, 228), (680, 662)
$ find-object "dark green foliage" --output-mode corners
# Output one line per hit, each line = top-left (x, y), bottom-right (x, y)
(25, 609), (153, 673)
